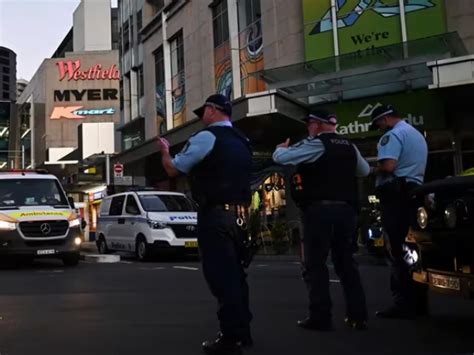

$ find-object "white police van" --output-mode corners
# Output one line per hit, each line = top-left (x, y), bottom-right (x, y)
(0, 170), (82, 265)
(96, 190), (198, 261)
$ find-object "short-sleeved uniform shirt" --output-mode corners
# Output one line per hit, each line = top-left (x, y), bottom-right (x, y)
(172, 121), (232, 174)
(376, 120), (428, 187)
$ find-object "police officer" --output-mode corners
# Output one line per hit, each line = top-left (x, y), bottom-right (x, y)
(158, 94), (253, 355)
(369, 104), (429, 319)
(273, 109), (369, 331)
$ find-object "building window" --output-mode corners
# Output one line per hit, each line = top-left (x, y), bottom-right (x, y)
(169, 31), (186, 127)
(238, 0), (265, 95)
(154, 46), (166, 134)
(2, 67), (9, 74)
(138, 65), (144, 97)
(2, 83), (9, 91)
(137, 9), (143, 31)
(123, 19), (130, 52)
(129, 15), (134, 48)
(0, 58), (9, 66)
(2, 92), (9, 100)
(119, 79), (124, 110)
(2, 75), (9, 82)
(212, 0), (232, 98)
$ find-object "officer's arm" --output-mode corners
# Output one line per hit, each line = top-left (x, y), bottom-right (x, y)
(170, 131), (216, 175)
(353, 145), (370, 177)
(159, 138), (180, 177)
(374, 133), (402, 176)
(272, 139), (324, 165)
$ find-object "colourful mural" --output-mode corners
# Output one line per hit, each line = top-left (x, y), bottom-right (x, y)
(239, 18), (266, 95)
(214, 40), (233, 98)
(172, 71), (186, 127)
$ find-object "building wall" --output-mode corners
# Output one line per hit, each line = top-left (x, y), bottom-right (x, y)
(446, 0), (474, 54)
(261, 0), (305, 70)
(74, 0), (113, 52)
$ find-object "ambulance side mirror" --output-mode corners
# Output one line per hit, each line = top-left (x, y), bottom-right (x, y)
(68, 196), (76, 209)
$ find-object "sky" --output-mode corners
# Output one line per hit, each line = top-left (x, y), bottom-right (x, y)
(0, 0), (118, 81)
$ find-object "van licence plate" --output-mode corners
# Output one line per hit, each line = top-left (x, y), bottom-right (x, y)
(37, 249), (55, 255)
(185, 241), (198, 248)
(431, 274), (461, 291)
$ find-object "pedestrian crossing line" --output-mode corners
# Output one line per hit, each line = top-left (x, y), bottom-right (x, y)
(173, 266), (199, 271)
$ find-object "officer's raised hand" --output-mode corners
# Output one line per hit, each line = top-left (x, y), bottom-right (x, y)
(276, 138), (290, 149)
(158, 137), (170, 153)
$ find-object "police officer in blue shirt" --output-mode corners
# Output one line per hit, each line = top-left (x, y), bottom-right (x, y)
(273, 109), (369, 331)
(158, 94), (253, 355)
(369, 104), (429, 319)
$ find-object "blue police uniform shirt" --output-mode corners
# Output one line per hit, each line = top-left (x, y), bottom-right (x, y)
(272, 133), (370, 177)
(172, 121), (232, 174)
(376, 120), (428, 187)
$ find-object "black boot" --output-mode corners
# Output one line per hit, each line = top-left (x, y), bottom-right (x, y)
(202, 334), (242, 355)
(297, 317), (333, 331)
(375, 306), (415, 320)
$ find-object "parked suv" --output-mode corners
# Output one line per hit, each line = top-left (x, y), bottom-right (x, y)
(0, 170), (82, 266)
(407, 176), (474, 299)
(96, 190), (198, 261)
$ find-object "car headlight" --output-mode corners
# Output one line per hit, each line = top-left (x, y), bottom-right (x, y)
(0, 220), (16, 231)
(444, 206), (457, 229)
(417, 207), (428, 229)
(147, 220), (168, 229)
(69, 218), (81, 228)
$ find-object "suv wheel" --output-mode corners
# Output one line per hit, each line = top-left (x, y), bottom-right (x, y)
(97, 236), (109, 254)
(136, 236), (150, 261)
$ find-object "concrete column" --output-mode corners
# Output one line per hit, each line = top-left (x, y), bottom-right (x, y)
(227, 0), (242, 99)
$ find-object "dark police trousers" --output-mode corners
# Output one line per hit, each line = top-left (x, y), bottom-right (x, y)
(302, 201), (368, 322)
(197, 207), (253, 340)
(378, 180), (428, 312)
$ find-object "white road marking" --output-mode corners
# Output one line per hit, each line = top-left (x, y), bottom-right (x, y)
(256, 264), (268, 267)
(330, 279), (340, 283)
(120, 261), (134, 264)
(173, 266), (199, 271)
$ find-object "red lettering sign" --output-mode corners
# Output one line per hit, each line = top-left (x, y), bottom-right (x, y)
(56, 60), (120, 81)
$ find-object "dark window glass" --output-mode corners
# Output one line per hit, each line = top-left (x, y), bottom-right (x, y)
(0, 179), (69, 208)
(2, 67), (10, 74)
(2, 83), (9, 91)
(138, 65), (144, 97)
(123, 19), (130, 52)
(125, 195), (140, 215)
(213, 0), (229, 48)
(109, 195), (125, 215)
(137, 9), (143, 30)
(130, 15), (134, 47)
(138, 194), (196, 212)
(2, 92), (9, 99)
(0, 58), (9, 65)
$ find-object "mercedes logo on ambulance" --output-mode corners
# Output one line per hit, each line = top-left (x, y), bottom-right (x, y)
(40, 223), (52, 236)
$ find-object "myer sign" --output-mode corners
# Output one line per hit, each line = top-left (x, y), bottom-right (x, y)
(333, 90), (445, 138)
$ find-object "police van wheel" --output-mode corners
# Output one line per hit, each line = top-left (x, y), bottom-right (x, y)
(136, 236), (150, 261)
(97, 236), (109, 254)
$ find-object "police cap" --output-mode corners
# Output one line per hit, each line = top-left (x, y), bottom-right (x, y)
(193, 94), (232, 118)
(369, 104), (398, 130)
(303, 109), (337, 126)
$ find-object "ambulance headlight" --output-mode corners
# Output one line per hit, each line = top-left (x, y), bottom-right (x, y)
(416, 207), (428, 229)
(0, 220), (16, 231)
(444, 206), (457, 229)
(147, 220), (168, 229)
(69, 218), (81, 228)
(74, 237), (82, 246)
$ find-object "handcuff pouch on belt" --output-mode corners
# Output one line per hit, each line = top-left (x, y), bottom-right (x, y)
(233, 205), (259, 268)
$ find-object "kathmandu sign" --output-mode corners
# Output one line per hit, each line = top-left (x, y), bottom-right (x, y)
(50, 106), (115, 120)
(56, 60), (120, 81)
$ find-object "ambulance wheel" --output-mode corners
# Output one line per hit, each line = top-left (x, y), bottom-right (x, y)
(136, 236), (150, 261)
(97, 235), (109, 254)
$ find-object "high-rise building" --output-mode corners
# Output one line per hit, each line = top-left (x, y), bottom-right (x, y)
(0, 46), (16, 102)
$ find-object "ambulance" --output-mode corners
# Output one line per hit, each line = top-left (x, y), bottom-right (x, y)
(0, 170), (82, 266)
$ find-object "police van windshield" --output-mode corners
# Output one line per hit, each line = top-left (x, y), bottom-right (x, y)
(0, 178), (69, 208)
(139, 194), (196, 212)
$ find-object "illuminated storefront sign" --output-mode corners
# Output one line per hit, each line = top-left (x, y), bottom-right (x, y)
(50, 106), (115, 119)
(56, 60), (120, 81)
(53, 89), (118, 102)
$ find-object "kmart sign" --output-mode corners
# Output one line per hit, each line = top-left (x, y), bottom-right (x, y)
(332, 90), (445, 138)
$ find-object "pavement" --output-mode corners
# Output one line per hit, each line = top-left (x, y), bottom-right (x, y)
(1, 258), (473, 355)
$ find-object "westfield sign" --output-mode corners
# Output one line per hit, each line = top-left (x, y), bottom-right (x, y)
(56, 60), (120, 81)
